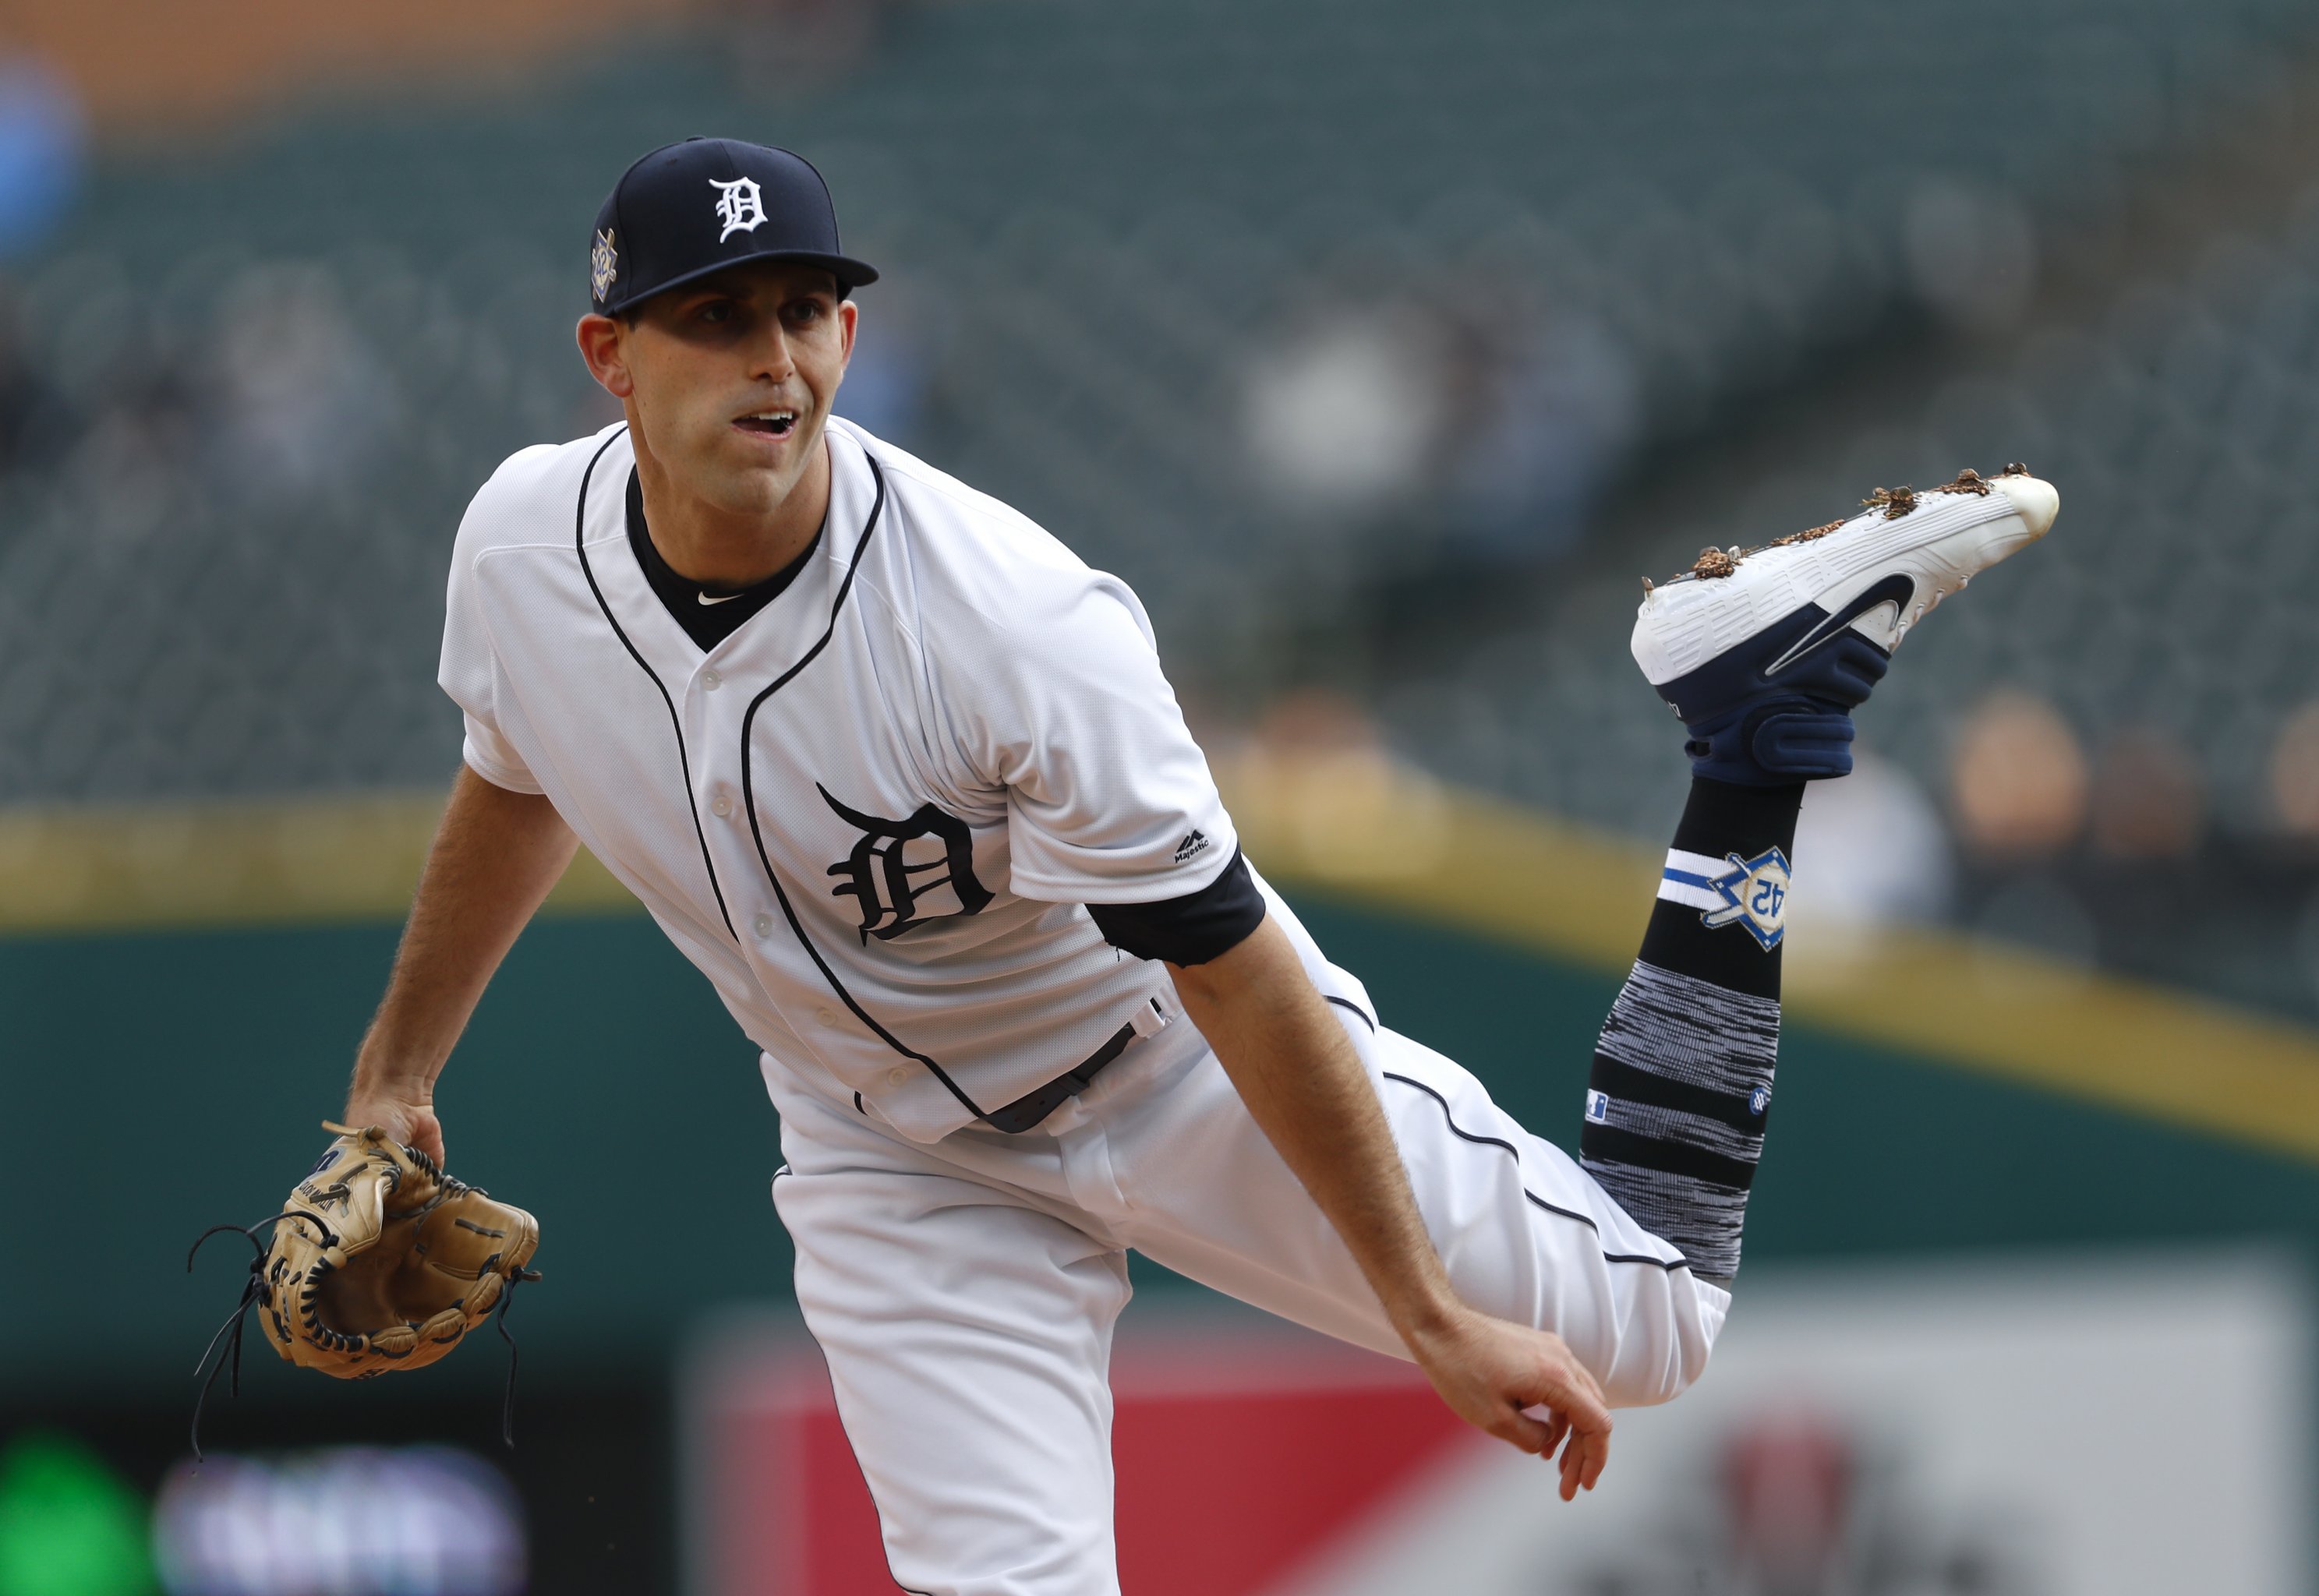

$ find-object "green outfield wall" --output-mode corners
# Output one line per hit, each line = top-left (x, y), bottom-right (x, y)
(7, 893), (2316, 1404)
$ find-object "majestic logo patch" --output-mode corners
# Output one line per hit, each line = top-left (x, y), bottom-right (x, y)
(590, 229), (619, 303)
(710, 176), (769, 242)
(1698, 845), (1791, 950)
(1584, 1089), (1610, 1125)
(1173, 829), (1211, 864)
(820, 786), (994, 942)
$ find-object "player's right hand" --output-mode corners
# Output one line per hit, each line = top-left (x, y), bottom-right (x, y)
(1404, 1305), (1612, 1501)
(338, 1087), (447, 1169)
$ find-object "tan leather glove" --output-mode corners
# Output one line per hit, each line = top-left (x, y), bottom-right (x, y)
(261, 1121), (539, 1375)
(191, 1122), (541, 1454)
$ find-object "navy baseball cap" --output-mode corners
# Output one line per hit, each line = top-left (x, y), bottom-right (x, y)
(589, 137), (878, 316)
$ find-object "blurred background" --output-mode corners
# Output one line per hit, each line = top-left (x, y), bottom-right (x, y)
(5, 0), (2319, 1590)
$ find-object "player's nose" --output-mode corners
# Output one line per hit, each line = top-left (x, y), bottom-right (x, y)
(744, 320), (798, 385)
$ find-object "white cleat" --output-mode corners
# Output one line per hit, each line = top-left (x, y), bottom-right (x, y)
(1631, 465), (2058, 783)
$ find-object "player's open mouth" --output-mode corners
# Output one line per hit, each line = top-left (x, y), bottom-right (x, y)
(734, 409), (800, 439)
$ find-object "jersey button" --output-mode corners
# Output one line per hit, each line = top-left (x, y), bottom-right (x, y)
(701, 669), (723, 690)
(885, 1066), (911, 1087)
(752, 913), (773, 937)
(816, 1006), (839, 1026)
(710, 794), (733, 817)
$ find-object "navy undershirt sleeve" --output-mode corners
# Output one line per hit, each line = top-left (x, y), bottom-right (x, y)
(1087, 848), (1266, 966)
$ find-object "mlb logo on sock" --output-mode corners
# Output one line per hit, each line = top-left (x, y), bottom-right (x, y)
(1749, 1084), (1770, 1116)
(1585, 1089), (1610, 1125)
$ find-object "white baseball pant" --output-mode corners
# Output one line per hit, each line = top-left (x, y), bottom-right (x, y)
(761, 993), (1730, 1596)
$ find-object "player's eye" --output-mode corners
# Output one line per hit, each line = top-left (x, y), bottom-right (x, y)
(696, 299), (736, 324)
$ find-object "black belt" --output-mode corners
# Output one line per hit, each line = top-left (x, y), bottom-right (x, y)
(985, 1020), (1140, 1134)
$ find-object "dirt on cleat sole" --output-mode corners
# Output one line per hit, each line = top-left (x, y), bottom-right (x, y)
(1657, 464), (2044, 585)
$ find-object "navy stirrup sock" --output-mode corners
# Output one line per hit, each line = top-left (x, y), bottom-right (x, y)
(1578, 778), (1801, 1284)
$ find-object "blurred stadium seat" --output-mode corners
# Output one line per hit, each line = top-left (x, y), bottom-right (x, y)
(1380, 184), (2319, 1012)
(13, 0), (2319, 1029)
(2, 0), (2310, 793)
(1388, 203), (2319, 832)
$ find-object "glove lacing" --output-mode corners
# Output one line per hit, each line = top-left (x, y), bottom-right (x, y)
(185, 1210), (336, 1464)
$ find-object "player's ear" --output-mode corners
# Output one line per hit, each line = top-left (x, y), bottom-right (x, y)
(576, 312), (635, 400)
(837, 297), (858, 368)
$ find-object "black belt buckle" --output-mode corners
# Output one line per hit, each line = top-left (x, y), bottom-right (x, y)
(985, 1020), (1140, 1134)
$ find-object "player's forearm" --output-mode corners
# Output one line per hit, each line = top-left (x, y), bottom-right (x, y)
(1168, 920), (1462, 1340)
(348, 767), (578, 1100)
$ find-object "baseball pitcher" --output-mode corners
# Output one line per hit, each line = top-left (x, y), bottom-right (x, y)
(334, 138), (2056, 1594)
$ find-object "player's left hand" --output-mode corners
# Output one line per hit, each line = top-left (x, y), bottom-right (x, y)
(1404, 1305), (1612, 1500)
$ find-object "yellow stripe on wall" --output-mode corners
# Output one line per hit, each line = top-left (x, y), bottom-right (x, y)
(0, 793), (631, 934)
(1216, 745), (2319, 1165)
(4, 756), (2317, 1163)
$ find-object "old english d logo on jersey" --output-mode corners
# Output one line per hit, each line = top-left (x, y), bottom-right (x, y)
(819, 785), (995, 942)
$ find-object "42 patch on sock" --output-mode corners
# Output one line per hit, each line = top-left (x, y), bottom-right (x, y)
(1657, 846), (1790, 950)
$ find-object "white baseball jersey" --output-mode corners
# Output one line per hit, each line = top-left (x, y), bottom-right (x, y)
(441, 418), (1252, 1142)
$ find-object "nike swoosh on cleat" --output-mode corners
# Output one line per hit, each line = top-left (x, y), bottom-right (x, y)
(697, 590), (745, 606)
(1762, 573), (1915, 677)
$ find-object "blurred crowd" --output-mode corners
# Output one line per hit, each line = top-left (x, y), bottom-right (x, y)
(4, 0), (2319, 1019)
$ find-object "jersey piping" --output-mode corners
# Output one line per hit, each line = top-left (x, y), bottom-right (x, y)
(1303, 995), (1687, 1269)
(571, 426), (740, 943)
(733, 454), (991, 1123)
(1381, 1071), (1692, 1274)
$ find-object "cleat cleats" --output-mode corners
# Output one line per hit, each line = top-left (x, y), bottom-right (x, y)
(1632, 468), (2058, 785)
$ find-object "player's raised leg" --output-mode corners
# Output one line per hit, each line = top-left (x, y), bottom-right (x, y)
(1078, 466), (2057, 1407)
(1593, 464), (2057, 1283)
(1093, 999), (1727, 1407)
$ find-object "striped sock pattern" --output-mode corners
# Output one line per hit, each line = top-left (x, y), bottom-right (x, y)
(1578, 959), (1778, 1283)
